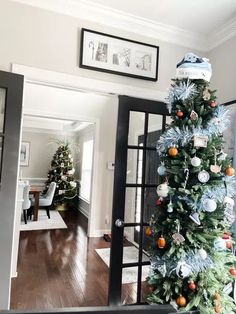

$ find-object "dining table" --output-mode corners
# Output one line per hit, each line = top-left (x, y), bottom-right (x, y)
(29, 186), (43, 221)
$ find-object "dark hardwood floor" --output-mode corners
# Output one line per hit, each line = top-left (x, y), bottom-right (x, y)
(10, 208), (147, 310)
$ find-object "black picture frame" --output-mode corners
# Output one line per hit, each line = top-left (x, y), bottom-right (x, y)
(79, 28), (159, 81)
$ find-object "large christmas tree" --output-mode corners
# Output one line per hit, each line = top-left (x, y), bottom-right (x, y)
(45, 140), (77, 204)
(147, 53), (236, 313)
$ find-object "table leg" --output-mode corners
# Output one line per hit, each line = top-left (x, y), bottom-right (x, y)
(33, 192), (39, 221)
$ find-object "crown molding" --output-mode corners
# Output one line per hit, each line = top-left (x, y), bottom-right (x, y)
(10, 0), (236, 52)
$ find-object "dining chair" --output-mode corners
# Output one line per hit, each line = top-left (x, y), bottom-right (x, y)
(31, 182), (57, 219)
(22, 184), (31, 224)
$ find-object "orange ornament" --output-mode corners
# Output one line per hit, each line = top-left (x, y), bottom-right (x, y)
(168, 147), (178, 157)
(145, 227), (152, 237)
(176, 295), (187, 307)
(176, 110), (184, 117)
(230, 267), (236, 276)
(225, 166), (235, 176)
(157, 236), (166, 249)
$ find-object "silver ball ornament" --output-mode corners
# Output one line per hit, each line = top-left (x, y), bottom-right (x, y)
(191, 156), (201, 167)
(203, 199), (217, 212)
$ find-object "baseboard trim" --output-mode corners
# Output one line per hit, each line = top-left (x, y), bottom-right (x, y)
(79, 206), (89, 218)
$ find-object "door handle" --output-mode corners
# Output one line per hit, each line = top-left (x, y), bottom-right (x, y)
(115, 219), (124, 228)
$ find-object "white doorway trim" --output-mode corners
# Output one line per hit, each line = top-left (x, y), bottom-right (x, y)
(11, 64), (167, 101)
(12, 64), (167, 238)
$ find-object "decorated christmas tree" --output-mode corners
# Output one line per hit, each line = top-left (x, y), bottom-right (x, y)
(45, 140), (77, 204)
(147, 53), (236, 313)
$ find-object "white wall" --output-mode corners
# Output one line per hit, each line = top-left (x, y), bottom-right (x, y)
(21, 131), (75, 181)
(208, 36), (236, 103)
(0, 0), (204, 95)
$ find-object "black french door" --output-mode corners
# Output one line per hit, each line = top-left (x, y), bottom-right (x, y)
(0, 70), (23, 309)
(108, 96), (170, 306)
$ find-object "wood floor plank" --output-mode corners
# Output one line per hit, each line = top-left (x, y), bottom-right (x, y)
(10, 208), (140, 310)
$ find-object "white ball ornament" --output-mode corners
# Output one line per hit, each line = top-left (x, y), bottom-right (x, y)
(203, 199), (217, 212)
(198, 248), (207, 260)
(191, 156), (201, 167)
(176, 261), (192, 278)
(214, 237), (226, 251)
(156, 182), (169, 198)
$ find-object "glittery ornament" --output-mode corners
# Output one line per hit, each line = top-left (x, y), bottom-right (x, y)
(224, 207), (236, 226)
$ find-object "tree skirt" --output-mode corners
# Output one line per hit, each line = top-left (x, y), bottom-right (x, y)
(20, 209), (67, 231)
(95, 246), (150, 284)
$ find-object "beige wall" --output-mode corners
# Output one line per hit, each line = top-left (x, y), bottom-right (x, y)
(0, 0), (204, 94)
(209, 36), (236, 103)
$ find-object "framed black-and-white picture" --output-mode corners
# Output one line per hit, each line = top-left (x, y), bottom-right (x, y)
(223, 100), (236, 160)
(20, 141), (30, 166)
(79, 28), (159, 81)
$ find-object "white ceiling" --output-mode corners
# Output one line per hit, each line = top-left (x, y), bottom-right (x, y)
(12, 0), (236, 50)
(23, 115), (93, 134)
(84, 0), (236, 35)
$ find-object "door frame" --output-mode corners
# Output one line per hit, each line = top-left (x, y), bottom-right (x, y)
(109, 96), (169, 305)
(0, 70), (24, 309)
(12, 63), (167, 239)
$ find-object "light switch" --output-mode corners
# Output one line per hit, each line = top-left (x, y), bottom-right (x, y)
(107, 161), (115, 170)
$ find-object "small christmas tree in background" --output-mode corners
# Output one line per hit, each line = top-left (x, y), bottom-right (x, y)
(45, 140), (77, 204)
(146, 53), (236, 313)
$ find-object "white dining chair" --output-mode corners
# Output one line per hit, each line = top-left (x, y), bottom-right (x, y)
(31, 182), (57, 219)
